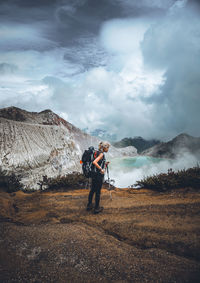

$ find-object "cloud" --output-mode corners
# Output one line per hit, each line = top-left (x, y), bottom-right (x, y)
(0, 48), (82, 112)
(0, 63), (18, 74)
(0, 0), (200, 141)
(100, 19), (149, 54)
(141, 4), (200, 138)
(115, 0), (175, 9)
(0, 23), (57, 51)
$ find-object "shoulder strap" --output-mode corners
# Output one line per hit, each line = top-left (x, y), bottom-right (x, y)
(93, 150), (99, 159)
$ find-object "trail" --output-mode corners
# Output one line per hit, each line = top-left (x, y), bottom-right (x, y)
(0, 187), (200, 282)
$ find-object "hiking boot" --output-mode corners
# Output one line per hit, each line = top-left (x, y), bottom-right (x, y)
(86, 203), (93, 211)
(94, 206), (104, 214)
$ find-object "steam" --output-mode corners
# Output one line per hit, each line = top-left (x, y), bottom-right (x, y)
(109, 153), (199, 188)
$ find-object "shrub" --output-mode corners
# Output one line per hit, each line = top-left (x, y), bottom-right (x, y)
(0, 167), (22, 193)
(134, 166), (200, 191)
(39, 172), (88, 191)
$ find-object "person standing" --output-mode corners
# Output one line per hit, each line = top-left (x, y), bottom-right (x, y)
(86, 141), (110, 214)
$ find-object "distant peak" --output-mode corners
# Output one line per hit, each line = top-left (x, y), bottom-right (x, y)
(173, 133), (191, 141)
(176, 133), (190, 137)
(2, 106), (21, 111)
(39, 109), (53, 114)
(0, 106), (28, 121)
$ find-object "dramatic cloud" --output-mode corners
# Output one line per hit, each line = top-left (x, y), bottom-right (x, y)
(141, 2), (200, 138)
(0, 0), (200, 140)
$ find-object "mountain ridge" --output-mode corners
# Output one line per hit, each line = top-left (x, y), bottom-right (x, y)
(113, 136), (161, 153)
(0, 106), (137, 189)
(142, 133), (200, 158)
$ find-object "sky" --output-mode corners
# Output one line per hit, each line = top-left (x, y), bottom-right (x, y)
(0, 0), (200, 141)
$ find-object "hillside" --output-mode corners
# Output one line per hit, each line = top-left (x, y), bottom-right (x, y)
(142, 133), (200, 158)
(0, 187), (200, 282)
(0, 107), (89, 189)
(0, 106), (137, 189)
(113, 136), (160, 153)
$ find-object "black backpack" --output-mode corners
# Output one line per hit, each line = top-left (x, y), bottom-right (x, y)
(81, 146), (103, 178)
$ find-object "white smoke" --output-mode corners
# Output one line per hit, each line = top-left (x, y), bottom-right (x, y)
(109, 153), (199, 188)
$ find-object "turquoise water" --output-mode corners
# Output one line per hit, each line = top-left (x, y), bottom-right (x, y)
(109, 156), (165, 172)
(107, 155), (198, 188)
(107, 156), (170, 188)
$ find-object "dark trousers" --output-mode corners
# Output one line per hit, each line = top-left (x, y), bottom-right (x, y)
(88, 173), (104, 209)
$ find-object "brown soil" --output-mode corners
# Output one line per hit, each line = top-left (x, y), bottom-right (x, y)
(0, 187), (200, 282)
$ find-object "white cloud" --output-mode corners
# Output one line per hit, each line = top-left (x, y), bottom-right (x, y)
(100, 19), (149, 54)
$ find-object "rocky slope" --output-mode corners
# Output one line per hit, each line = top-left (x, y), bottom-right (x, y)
(142, 133), (200, 159)
(0, 106), (137, 189)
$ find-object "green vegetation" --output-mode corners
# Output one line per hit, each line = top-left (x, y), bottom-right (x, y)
(0, 167), (22, 192)
(135, 166), (200, 191)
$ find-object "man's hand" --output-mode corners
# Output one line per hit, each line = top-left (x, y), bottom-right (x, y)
(100, 169), (105, 174)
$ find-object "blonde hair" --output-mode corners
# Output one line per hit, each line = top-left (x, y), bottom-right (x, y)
(98, 141), (110, 151)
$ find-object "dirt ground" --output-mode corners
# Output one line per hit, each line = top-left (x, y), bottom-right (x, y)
(0, 186), (200, 283)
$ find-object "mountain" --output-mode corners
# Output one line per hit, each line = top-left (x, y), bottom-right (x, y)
(113, 136), (160, 153)
(82, 128), (117, 142)
(0, 106), (137, 189)
(142, 133), (200, 158)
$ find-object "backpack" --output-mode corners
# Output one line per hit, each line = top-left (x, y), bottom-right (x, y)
(81, 146), (105, 178)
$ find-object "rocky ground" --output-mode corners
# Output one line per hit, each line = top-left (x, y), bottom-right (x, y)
(0, 186), (200, 282)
